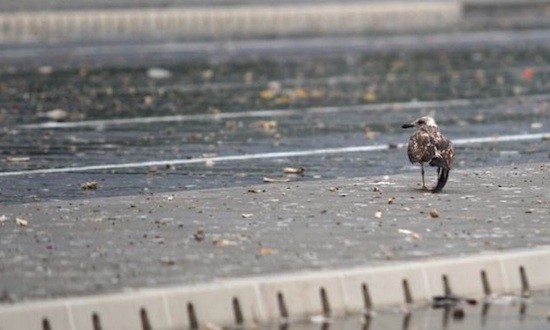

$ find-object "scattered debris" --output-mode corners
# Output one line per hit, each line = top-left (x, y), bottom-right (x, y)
(452, 307), (466, 320)
(160, 257), (176, 266)
(202, 322), (223, 330)
(429, 209), (440, 218)
(329, 187), (339, 192)
(398, 229), (422, 240)
(205, 159), (215, 167)
(15, 217), (28, 227)
(522, 67), (534, 81)
(143, 95), (154, 106)
(374, 211), (382, 219)
(241, 213), (254, 219)
(263, 177), (290, 183)
(373, 187), (381, 192)
(251, 120), (278, 132)
(193, 227), (205, 242)
(213, 238), (238, 247)
(0, 215), (7, 222)
(147, 68), (172, 79)
(257, 246), (279, 256)
(259, 81), (282, 100)
(38, 66), (54, 75)
(379, 244), (395, 259)
(202, 69), (214, 80)
(45, 108), (68, 122)
(388, 197), (395, 204)
(283, 167), (305, 174)
(363, 125), (380, 140)
(432, 295), (477, 308)
(243, 71), (254, 84)
(247, 189), (265, 193)
(310, 314), (330, 324)
(361, 89), (377, 102)
(81, 181), (98, 190)
(6, 156), (30, 163)
(531, 122), (543, 129)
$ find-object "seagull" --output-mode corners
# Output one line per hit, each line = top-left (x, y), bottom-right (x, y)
(402, 116), (455, 193)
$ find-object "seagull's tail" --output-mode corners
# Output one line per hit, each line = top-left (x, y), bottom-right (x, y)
(432, 169), (449, 193)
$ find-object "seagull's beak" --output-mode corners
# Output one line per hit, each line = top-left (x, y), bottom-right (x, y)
(402, 123), (414, 129)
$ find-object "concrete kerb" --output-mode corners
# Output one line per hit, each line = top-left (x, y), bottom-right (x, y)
(0, 1), (462, 43)
(1, 247), (550, 329)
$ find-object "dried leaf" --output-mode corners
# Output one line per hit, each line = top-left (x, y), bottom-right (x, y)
(81, 181), (98, 190)
(398, 228), (422, 240)
(429, 209), (440, 218)
(46, 109), (69, 122)
(147, 68), (171, 79)
(257, 246), (278, 256)
(263, 177), (290, 183)
(251, 120), (278, 132)
(213, 238), (238, 247)
(38, 66), (53, 75)
(193, 227), (205, 242)
(247, 189), (265, 193)
(15, 217), (28, 227)
(6, 156), (30, 163)
(283, 167), (305, 174)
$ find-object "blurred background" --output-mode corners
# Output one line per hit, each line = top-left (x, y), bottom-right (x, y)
(0, 0), (549, 203)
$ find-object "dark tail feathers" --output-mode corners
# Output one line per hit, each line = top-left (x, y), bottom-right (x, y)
(432, 169), (449, 193)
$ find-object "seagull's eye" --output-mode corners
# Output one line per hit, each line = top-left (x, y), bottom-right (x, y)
(417, 120), (425, 125)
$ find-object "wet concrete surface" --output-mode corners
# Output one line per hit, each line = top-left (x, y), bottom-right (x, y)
(268, 294), (550, 330)
(0, 164), (548, 302)
(1, 45), (549, 203)
(0, 18), (550, 329)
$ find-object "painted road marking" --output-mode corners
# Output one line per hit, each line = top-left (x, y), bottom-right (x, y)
(0, 133), (547, 177)
(19, 94), (550, 130)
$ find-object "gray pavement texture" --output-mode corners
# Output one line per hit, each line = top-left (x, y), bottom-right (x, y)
(0, 163), (548, 303)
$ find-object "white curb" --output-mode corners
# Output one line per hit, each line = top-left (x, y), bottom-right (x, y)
(0, 2), (461, 43)
(1, 246), (549, 329)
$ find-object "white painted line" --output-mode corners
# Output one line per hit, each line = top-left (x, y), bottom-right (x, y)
(0, 133), (547, 177)
(19, 94), (550, 130)
(20, 99), (473, 129)
(452, 133), (549, 145)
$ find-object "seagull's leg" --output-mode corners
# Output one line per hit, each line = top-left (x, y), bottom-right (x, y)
(421, 165), (429, 190)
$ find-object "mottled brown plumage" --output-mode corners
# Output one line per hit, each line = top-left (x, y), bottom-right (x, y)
(402, 116), (454, 193)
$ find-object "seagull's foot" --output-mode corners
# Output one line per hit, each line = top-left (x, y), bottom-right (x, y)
(421, 185), (430, 192)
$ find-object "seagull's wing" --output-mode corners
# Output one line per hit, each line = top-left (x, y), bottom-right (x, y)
(407, 130), (435, 163)
(430, 130), (455, 170)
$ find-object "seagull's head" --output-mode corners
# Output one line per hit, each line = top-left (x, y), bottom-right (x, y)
(402, 116), (438, 129)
